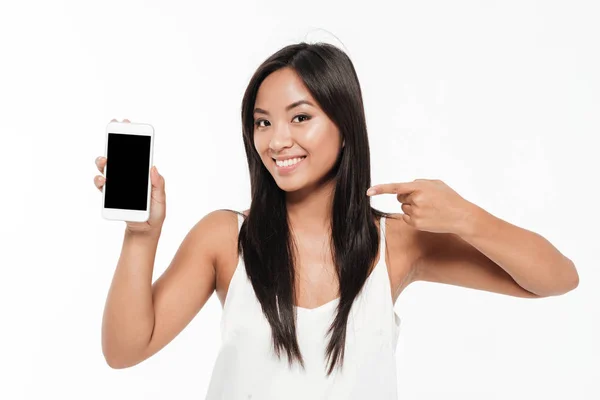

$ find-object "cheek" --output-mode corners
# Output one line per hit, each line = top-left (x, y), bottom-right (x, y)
(303, 123), (326, 144)
(303, 124), (341, 158)
(253, 134), (267, 155)
(253, 135), (274, 168)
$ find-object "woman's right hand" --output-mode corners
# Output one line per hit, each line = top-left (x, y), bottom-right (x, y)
(95, 118), (166, 236)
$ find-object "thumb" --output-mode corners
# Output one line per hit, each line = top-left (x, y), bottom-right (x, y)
(151, 166), (165, 191)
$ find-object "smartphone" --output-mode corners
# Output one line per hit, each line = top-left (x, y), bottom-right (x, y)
(101, 121), (154, 222)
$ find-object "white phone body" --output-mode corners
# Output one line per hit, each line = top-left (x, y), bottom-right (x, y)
(101, 121), (154, 222)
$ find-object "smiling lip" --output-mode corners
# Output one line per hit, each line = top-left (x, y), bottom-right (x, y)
(274, 156), (306, 174)
(272, 155), (307, 161)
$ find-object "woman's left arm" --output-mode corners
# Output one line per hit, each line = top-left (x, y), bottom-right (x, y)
(449, 203), (578, 297)
(368, 179), (579, 298)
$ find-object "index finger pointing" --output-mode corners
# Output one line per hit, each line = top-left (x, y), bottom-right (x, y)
(367, 182), (418, 196)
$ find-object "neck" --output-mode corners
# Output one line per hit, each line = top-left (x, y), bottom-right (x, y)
(286, 179), (336, 233)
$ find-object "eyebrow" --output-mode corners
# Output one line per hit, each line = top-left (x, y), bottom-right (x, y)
(253, 99), (315, 116)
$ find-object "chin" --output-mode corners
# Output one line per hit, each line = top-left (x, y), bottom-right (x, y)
(273, 177), (306, 193)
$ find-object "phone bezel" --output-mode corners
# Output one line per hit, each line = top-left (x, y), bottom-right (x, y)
(101, 121), (154, 223)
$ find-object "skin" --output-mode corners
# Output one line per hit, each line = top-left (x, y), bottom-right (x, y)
(95, 73), (414, 312)
(239, 67), (415, 307)
(94, 68), (576, 368)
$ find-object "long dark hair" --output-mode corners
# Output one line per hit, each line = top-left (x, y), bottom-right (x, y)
(237, 42), (394, 376)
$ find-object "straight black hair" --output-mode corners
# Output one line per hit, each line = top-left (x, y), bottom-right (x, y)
(237, 42), (394, 376)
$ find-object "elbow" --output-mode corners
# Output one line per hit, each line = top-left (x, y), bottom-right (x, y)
(102, 341), (150, 369)
(568, 269), (579, 291)
(566, 269), (579, 293)
(102, 340), (140, 369)
(562, 259), (580, 294)
(544, 261), (580, 297)
(103, 351), (142, 369)
(105, 358), (129, 370)
(101, 327), (149, 369)
(103, 348), (132, 369)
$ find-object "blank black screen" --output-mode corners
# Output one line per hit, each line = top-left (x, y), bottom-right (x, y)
(104, 133), (151, 211)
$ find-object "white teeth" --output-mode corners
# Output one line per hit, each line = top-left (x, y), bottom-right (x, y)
(276, 156), (305, 167)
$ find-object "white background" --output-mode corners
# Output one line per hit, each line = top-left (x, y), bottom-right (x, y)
(1, 1), (598, 399)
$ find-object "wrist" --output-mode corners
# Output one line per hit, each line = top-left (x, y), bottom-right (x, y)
(125, 227), (162, 241)
(456, 202), (488, 239)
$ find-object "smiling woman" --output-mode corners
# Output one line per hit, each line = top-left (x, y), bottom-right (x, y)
(251, 68), (345, 194)
(233, 44), (396, 384)
(97, 41), (578, 400)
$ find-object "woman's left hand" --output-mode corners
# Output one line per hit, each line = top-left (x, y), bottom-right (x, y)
(366, 179), (477, 235)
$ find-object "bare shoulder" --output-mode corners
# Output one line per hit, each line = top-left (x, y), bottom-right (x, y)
(202, 208), (244, 263)
(210, 209), (249, 307)
(127, 208), (245, 367)
(383, 213), (425, 301)
(155, 209), (241, 290)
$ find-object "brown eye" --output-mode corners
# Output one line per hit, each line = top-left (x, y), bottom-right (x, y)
(293, 114), (310, 123)
(255, 119), (270, 127)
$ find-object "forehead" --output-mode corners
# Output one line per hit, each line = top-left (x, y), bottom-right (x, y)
(255, 68), (314, 107)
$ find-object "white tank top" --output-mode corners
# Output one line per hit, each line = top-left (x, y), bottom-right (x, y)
(205, 213), (402, 399)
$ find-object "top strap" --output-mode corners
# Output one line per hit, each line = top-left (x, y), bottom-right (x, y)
(379, 216), (386, 255)
(235, 212), (384, 251)
(237, 212), (244, 232)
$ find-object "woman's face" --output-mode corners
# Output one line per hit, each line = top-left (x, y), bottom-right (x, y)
(253, 67), (343, 194)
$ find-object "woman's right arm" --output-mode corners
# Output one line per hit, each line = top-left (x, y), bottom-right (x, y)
(101, 210), (232, 369)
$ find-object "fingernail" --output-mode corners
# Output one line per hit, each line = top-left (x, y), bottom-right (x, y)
(366, 188), (376, 196)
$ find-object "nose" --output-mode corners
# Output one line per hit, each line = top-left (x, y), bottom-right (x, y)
(269, 122), (293, 152)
